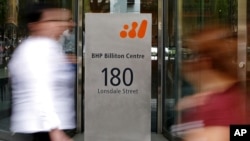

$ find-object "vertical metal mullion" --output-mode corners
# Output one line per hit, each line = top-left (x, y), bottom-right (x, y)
(176, 0), (182, 124)
(161, 0), (168, 134)
(237, 0), (247, 85)
(76, 0), (83, 133)
(157, 0), (164, 134)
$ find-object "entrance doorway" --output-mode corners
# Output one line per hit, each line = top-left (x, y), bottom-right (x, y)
(162, 1), (248, 141)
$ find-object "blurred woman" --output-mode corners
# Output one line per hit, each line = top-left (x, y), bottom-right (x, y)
(172, 25), (249, 141)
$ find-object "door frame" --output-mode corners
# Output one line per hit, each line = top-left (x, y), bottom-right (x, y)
(237, 0), (247, 83)
(160, 0), (248, 140)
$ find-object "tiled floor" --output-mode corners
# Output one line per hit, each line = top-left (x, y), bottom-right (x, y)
(0, 99), (168, 141)
(0, 118), (9, 132)
(0, 132), (169, 141)
(73, 133), (169, 141)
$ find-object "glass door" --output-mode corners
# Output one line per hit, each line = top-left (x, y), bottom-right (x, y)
(161, 0), (179, 139)
(162, 0), (238, 140)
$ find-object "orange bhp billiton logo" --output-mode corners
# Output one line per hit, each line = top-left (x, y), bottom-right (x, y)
(120, 20), (148, 39)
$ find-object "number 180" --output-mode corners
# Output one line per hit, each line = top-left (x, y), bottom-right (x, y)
(101, 67), (133, 86)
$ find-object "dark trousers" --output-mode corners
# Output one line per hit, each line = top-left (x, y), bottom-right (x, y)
(10, 132), (50, 141)
(11, 129), (75, 141)
(33, 132), (50, 141)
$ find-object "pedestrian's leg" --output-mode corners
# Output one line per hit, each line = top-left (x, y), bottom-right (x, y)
(33, 132), (50, 141)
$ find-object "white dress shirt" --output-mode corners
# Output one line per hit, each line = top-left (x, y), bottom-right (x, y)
(8, 37), (76, 133)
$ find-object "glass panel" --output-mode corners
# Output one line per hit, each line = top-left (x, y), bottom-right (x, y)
(0, 0), (77, 139)
(162, 0), (179, 138)
(83, 0), (158, 132)
(180, 0), (237, 107)
(163, 0), (238, 140)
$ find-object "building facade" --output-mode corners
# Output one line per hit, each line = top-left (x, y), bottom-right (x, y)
(0, 0), (249, 141)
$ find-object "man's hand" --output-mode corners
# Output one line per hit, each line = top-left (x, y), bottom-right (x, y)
(49, 128), (73, 141)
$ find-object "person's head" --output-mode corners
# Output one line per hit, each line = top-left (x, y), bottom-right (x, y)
(182, 25), (238, 82)
(25, 2), (75, 40)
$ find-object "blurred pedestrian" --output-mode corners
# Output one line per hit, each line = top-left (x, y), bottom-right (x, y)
(8, 2), (75, 141)
(171, 25), (249, 141)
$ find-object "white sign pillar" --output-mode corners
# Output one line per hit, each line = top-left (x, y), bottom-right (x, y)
(85, 13), (151, 141)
